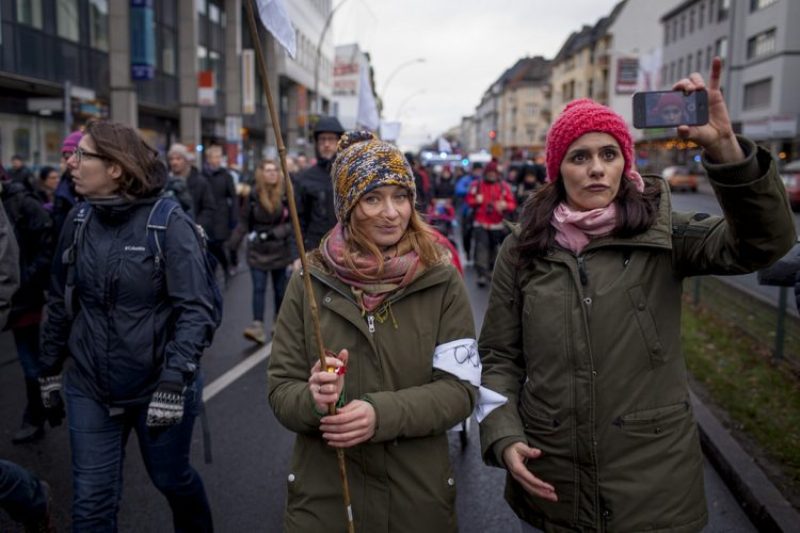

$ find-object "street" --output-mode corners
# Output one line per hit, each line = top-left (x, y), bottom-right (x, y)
(670, 186), (800, 317)
(1, 251), (757, 532)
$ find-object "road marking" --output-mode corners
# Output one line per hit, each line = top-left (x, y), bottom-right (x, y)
(203, 342), (272, 402)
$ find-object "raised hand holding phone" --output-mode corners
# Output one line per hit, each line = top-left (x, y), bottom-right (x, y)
(673, 57), (744, 164)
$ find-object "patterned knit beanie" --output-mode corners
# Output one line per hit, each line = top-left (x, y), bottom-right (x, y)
(545, 98), (633, 182)
(331, 131), (416, 223)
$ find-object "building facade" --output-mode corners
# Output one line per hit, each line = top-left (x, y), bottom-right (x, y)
(0, 0), (334, 173)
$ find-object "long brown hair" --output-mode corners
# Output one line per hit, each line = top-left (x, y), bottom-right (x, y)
(344, 208), (444, 278)
(84, 120), (165, 198)
(254, 159), (284, 213)
(516, 176), (661, 267)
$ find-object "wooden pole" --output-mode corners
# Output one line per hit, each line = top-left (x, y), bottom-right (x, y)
(243, 2), (355, 531)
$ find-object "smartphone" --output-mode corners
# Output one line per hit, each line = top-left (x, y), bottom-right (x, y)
(632, 90), (709, 129)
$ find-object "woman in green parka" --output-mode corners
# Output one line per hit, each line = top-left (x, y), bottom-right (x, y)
(268, 131), (485, 532)
(479, 58), (796, 532)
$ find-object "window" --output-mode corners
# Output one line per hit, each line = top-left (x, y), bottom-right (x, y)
(672, 19), (678, 42)
(680, 14), (686, 38)
(196, 0), (207, 15)
(709, 0), (716, 23)
(697, 50), (703, 73)
(689, 8), (695, 33)
(669, 62), (675, 83)
(17, 0), (42, 29)
(209, 3), (220, 24)
(678, 58), (683, 77)
(751, 0), (777, 10)
(706, 45), (713, 69)
(747, 28), (777, 59)
(162, 27), (176, 74)
(687, 54), (693, 75)
(664, 21), (669, 45)
(699, 2), (705, 28)
(89, 0), (109, 51)
(661, 65), (668, 85)
(715, 37), (728, 60)
(719, 0), (730, 21)
(743, 78), (772, 109)
(57, 0), (80, 41)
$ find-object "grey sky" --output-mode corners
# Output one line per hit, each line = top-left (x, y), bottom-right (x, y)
(332, 0), (623, 150)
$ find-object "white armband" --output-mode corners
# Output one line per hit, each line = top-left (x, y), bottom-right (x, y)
(432, 338), (508, 423)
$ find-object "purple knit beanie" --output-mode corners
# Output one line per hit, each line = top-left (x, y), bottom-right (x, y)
(62, 131), (83, 154)
(545, 99), (633, 182)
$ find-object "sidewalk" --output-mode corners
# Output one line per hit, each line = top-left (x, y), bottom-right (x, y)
(690, 389), (799, 531)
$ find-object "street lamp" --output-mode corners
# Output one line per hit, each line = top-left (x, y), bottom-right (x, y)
(380, 57), (426, 115)
(313, 0), (353, 114)
(394, 89), (426, 121)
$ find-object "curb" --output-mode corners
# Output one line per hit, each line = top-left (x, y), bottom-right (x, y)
(690, 389), (800, 531)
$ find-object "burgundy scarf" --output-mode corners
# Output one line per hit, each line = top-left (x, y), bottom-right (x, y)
(321, 224), (424, 313)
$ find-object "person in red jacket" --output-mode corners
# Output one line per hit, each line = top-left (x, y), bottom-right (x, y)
(466, 160), (516, 286)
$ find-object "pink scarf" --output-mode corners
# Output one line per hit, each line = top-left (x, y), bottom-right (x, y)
(551, 171), (645, 254)
(321, 224), (423, 313)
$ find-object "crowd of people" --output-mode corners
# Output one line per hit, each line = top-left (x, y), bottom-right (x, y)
(1, 58), (798, 532)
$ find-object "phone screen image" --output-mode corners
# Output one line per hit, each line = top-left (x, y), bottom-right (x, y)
(645, 92), (699, 127)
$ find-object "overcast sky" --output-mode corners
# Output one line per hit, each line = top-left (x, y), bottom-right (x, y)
(332, 0), (623, 150)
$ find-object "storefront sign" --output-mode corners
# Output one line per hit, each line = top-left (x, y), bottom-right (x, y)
(130, 0), (156, 81)
(616, 57), (639, 94)
(198, 71), (216, 106)
(242, 49), (256, 115)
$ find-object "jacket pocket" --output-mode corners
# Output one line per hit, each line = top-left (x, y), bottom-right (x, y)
(627, 285), (666, 367)
(518, 394), (577, 524)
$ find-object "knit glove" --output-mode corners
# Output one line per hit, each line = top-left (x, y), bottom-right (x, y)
(38, 375), (66, 427)
(146, 377), (186, 428)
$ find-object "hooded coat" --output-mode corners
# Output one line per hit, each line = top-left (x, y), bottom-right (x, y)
(479, 138), (796, 532)
(268, 258), (477, 533)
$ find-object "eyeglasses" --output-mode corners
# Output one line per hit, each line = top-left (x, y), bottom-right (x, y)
(73, 146), (109, 164)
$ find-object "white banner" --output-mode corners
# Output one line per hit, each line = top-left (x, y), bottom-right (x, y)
(356, 62), (379, 131)
(242, 49), (255, 115)
(256, 0), (296, 58)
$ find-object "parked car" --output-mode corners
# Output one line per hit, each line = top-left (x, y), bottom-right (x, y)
(661, 166), (699, 192)
(780, 160), (800, 212)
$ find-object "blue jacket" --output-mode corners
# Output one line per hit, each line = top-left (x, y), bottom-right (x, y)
(41, 198), (218, 406)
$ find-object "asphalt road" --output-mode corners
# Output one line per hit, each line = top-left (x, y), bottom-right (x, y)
(670, 185), (800, 318)
(0, 255), (758, 531)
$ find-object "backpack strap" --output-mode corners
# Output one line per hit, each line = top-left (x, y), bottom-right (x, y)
(63, 203), (93, 321)
(146, 198), (180, 269)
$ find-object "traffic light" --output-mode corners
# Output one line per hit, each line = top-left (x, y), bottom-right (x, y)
(488, 130), (497, 140)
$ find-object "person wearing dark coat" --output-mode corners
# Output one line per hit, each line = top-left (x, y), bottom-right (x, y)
(1, 174), (54, 444)
(0, 193), (19, 330)
(8, 155), (35, 190)
(229, 159), (294, 344)
(39, 120), (218, 531)
(52, 131), (84, 240)
(167, 143), (217, 232)
(202, 145), (237, 280)
(290, 116), (345, 267)
(479, 59), (796, 532)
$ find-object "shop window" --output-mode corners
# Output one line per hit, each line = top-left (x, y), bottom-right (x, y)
(719, 0), (730, 21)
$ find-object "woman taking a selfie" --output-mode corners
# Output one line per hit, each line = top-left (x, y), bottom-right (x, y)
(268, 131), (479, 532)
(478, 58), (796, 531)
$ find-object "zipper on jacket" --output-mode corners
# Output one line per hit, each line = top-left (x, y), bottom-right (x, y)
(577, 255), (588, 286)
(367, 314), (375, 333)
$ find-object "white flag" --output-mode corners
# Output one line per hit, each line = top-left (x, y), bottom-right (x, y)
(356, 63), (380, 131)
(256, 0), (296, 58)
(380, 121), (402, 142)
(437, 136), (452, 154)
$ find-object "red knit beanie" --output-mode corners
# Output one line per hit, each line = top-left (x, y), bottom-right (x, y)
(545, 99), (633, 182)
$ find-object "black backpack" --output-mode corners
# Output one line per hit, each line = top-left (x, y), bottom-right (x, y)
(62, 198), (223, 333)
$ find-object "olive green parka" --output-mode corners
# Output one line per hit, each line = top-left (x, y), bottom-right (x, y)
(268, 257), (477, 533)
(479, 138), (796, 532)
